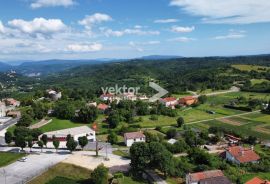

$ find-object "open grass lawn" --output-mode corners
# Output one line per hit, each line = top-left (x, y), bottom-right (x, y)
(231, 64), (270, 72)
(28, 163), (91, 184)
(118, 175), (148, 184)
(251, 79), (270, 85)
(0, 152), (26, 167)
(39, 118), (87, 132)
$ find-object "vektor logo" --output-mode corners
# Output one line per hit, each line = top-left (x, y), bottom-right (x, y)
(149, 82), (168, 102)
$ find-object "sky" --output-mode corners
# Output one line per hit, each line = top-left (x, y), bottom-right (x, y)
(0, 0), (270, 61)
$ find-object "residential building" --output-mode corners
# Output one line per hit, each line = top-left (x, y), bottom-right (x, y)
(179, 96), (198, 106)
(225, 134), (241, 144)
(0, 102), (6, 117)
(186, 170), (232, 184)
(40, 126), (96, 142)
(120, 92), (137, 101)
(97, 103), (109, 111)
(245, 177), (270, 184)
(124, 131), (145, 147)
(159, 97), (178, 107)
(100, 93), (115, 102)
(4, 98), (20, 107)
(87, 102), (97, 107)
(225, 146), (260, 164)
(47, 90), (62, 101)
(7, 110), (21, 118)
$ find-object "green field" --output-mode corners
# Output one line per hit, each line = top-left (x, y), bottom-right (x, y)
(232, 64), (270, 72)
(28, 163), (91, 184)
(0, 152), (26, 167)
(251, 79), (270, 85)
(188, 112), (270, 140)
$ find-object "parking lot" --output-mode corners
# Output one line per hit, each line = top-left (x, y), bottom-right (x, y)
(0, 152), (69, 184)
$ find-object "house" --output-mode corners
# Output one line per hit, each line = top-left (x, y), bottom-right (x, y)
(100, 93), (115, 102)
(40, 126), (96, 142)
(124, 131), (145, 147)
(97, 103), (109, 111)
(168, 138), (177, 144)
(245, 177), (270, 184)
(87, 102), (97, 107)
(7, 110), (21, 118)
(120, 92), (137, 101)
(0, 102), (6, 117)
(225, 134), (241, 144)
(47, 90), (62, 101)
(4, 98), (20, 107)
(179, 96), (198, 106)
(159, 97), (178, 107)
(225, 146), (260, 164)
(186, 170), (232, 184)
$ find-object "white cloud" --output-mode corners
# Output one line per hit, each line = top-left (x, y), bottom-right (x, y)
(0, 21), (5, 33)
(171, 26), (195, 33)
(79, 13), (112, 30)
(67, 43), (103, 52)
(8, 18), (66, 37)
(134, 25), (143, 29)
(168, 37), (196, 42)
(102, 28), (160, 37)
(214, 30), (246, 40)
(31, 0), (76, 9)
(154, 19), (178, 23)
(170, 0), (270, 24)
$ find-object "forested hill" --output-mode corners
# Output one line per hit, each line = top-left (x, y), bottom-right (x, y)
(41, 55), (270, 94)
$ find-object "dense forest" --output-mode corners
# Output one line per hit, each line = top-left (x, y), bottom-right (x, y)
(1, 55), (270, 100)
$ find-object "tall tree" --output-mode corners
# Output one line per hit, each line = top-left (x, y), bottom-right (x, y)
(27, 137), (33, 152)
(37, 140), (44, 152)
(53, 136), (60, 152)
(66, 137), (78, 152)
(5, 131), (13, 144)
(15, 136), (26, 150)
(91, 164), (109, 184)
(41, 134), (48, 148)
(107, 131), (118, 145)
(177, 117), (184, 128)
(77, 106), (98, 123)
(78, 136), (88, 150)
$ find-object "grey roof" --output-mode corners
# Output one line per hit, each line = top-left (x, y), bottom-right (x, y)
(199, 176), (232, 184)
(44, 126), (95, 137)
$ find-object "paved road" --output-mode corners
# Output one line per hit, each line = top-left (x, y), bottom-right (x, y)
(145, 170), (167, 184)
(0, 151), (69, 184)
(0, 117), (19, 132)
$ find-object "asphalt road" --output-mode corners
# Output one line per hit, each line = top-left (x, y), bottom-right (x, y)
(0, 117), (19, 132)
(0, 151), (69, 184)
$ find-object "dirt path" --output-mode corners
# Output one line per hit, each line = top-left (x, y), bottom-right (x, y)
(30, 119), (52, 129)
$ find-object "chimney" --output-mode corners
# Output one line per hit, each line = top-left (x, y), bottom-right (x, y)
(240, 147), (244, 156)
(251, 146), (254, 151)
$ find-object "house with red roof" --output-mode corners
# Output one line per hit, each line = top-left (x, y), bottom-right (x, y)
(186, 170), (232, 184)
(159, 97), (178, 107)
(97, 103), (109, 111)
(225, 146), (260, 165)
(179, 96), (198, 106)
(245, 177), (270, 184)
(124, 131), (145, 147)
(100, 93), (115, 102)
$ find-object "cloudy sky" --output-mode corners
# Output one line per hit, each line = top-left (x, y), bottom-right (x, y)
(0, 0), (270, 61)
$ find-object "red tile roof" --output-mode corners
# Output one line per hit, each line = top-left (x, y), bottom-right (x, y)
(97, 103), (109, 110)
(226, 146), (260, 163)
(100, 93), (114, 98)
(180, 96), (197, 101)
(245, 177), (270, 184)
(161, 97), (177, 102)
(124, 132), (145, 139)
(188, 170), (224, 183)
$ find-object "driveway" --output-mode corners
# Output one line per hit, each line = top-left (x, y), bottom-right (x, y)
(0, 152), (69, 184)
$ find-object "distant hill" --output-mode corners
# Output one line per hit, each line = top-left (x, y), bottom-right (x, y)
(0, 62), (12, 72)
(139, 55), (183, 60)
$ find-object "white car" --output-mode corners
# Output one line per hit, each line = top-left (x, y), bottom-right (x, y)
(18, 157), (27, 162)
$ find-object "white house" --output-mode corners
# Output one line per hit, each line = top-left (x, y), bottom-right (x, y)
(0, 102), (6, 117)
(40, 126), (96, 142)
(225, 146), (260, 165)
(159, 97), (178, 107)
(124, 132), (145, 147)
(47, 90), (62, 101)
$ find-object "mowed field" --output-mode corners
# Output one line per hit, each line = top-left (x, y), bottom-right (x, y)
(188, 112), (270, 140)
(232, 64), (270, 72)
(0, 152), (26, 167)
